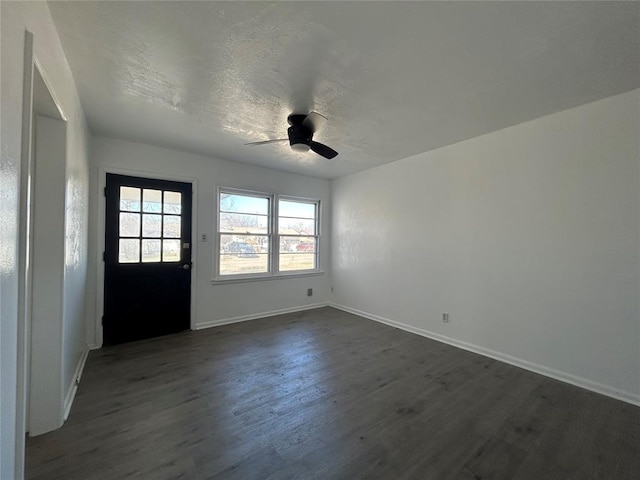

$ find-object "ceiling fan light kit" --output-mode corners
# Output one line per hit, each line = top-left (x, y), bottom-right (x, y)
(246, 112), (338, 159)
(291, 143), (310, 153)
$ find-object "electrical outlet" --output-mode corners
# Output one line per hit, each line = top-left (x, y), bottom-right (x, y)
(442, 313), (449, 323)
(201, 234), (208, 242)
(307, 288), (313, 297)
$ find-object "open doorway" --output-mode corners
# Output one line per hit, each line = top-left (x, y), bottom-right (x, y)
(17, 30), (69, 470)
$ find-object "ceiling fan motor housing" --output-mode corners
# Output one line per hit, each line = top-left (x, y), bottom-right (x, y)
(288, 124), (313, 151)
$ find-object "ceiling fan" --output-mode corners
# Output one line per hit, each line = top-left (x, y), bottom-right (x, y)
(245, 112), (338, 159)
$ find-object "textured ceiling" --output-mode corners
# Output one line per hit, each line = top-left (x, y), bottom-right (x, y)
(49, 1), (640, 179)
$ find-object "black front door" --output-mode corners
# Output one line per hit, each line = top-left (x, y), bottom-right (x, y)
(104, 174), (192, 345)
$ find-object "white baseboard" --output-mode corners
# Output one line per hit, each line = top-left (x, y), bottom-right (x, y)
(195, 303), (330, 330)
(330, 303), (640, 407)
(63, 347), (90, 421)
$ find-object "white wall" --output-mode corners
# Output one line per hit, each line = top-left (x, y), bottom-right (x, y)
(29, 116), (67, 435)
(0, 2), (90, 476)
(61, 79), (90, 421)
(87, 136), (331, 345)
(331, 89), (640, 405)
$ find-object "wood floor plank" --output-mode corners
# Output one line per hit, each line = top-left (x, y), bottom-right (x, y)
(26, 307), (640, 479)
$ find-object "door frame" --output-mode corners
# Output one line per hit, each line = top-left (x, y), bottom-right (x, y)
(17, 30), (68, 476)
(95, 166), (198, 348)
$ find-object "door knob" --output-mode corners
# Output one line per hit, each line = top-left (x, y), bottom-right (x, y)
(180, 264), (190, 270)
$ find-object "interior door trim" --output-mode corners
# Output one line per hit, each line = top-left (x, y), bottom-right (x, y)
(95, 166), (198, 348)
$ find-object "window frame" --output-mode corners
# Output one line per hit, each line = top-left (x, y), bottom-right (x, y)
(276, 195), (320, 274)
(214, 187), (322, 282)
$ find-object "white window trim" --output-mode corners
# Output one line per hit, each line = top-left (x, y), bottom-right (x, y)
(213, 187), (322, 282)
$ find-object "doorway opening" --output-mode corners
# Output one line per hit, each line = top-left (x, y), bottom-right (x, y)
(17, 30), (69, 478)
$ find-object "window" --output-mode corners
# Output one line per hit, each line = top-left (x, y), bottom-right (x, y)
(219, 191), (270, 275)
(217, 189), (320, 278)
(278, 199), (318, 272)
(118, 186), (182, 263)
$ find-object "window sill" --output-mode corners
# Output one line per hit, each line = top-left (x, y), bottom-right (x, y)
(211, 271), (325, 285)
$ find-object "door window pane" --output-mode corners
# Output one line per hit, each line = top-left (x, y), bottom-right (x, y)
(119, 213), (140, 237)
(163, 191), (182, 214)
(143, 189), (162, 213)
(120, 187), (140, 212)
(163, 215), (181, 238)
(142, 214), (162, 237)
(141, 239), (161, 263)
(162, 240), (181, 262)
(119, 239), (140, 263)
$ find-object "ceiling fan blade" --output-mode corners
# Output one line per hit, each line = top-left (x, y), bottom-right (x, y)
(302, 112), (327, 132)
(245, 139), (289, 146)
(309, 141), (338, 159)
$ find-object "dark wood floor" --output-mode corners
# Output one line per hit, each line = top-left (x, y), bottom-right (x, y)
(26, 307), (639, 479)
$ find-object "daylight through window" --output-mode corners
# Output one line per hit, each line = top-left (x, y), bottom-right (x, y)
(218, 189), (319, 277)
